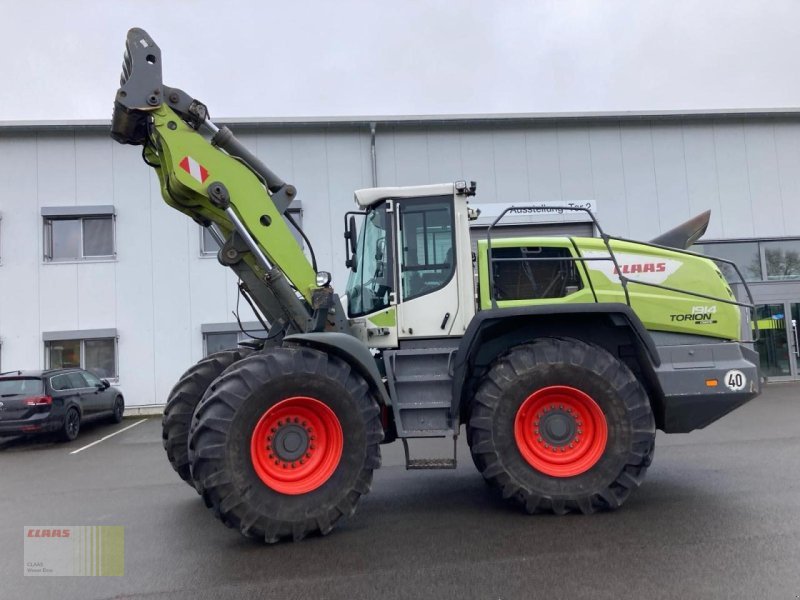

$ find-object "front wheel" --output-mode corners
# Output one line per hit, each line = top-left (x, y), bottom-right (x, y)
(189, 346), (383, 542)
(467, 338), (655, 514)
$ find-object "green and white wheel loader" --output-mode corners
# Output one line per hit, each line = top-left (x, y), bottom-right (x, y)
(111, 29), (761, 543)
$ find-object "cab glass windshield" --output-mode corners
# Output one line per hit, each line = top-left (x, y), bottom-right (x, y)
(345, 203), (393, 317)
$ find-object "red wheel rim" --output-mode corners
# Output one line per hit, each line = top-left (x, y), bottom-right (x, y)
(250, 396), (343, 495)
(514, 385), (607, 478)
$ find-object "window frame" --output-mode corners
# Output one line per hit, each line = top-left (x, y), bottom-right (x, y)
(696, 237), (800, 283)
(397, 195), (457, 303)
(43, 336), (119, 380)
(201, 322), (264, 357)
(43, 214), (116, 263)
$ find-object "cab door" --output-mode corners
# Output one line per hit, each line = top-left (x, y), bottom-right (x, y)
(395, 195), (463, 338)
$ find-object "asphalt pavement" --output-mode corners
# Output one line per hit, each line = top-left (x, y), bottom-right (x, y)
(2, 384), (800, 600)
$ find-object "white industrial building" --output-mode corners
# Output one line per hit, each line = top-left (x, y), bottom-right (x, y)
(2, 109), (800, 409)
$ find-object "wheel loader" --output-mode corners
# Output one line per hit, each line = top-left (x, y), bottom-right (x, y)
(111, 28), (761, 543)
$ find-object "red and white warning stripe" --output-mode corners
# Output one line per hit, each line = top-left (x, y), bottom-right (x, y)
(179, 156), (209, 184)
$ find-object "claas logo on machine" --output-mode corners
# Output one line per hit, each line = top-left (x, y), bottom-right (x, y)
(613, 262), (667, 275)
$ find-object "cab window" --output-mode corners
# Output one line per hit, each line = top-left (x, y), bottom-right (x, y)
(345, 203), (393, 317)
(399, 196), (454, 301)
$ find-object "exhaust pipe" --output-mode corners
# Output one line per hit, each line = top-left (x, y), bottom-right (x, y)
(650, 210), (711, 250)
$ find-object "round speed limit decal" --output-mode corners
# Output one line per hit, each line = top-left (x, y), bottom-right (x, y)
(724, 370), (747, 391)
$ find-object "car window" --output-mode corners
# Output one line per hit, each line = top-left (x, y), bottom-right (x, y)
(82, 371), (102, 387)
(0, 378), (44, 396)
(66, 372), (88, 389)
(50, 374), (70, 391)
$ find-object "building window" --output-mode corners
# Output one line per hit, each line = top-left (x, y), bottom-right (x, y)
(43, 329), (118, 378)
(761, 241), (800, 281)
(694, 239), (800, 283)
(201, 322), (264, 356)
(694, 241), (762, 282)
(42, 206), (116, 262)
(200, 226), (220, 256)
(199, 204), (304, 257)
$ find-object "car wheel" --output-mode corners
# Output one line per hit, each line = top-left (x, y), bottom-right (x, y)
(60, 407), (81, 442)
(111, 396), (124, 424)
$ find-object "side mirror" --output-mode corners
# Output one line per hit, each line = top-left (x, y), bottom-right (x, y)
(101, 379), (111, 389)
(344, 215), (358, 271)
(348, 216), (358, 255)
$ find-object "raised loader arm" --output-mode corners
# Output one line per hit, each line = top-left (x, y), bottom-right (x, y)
(111, 28), (340, 337)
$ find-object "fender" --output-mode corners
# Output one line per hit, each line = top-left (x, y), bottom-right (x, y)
(451, 303), (662, 415)
(283, 332), (391, 406)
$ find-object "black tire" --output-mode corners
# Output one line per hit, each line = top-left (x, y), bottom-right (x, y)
(59, 407), (81, 442)
(467, 337), (656, 515)
(162, 348), (252, 487)
(189, 346), (383, 543)
(110, 396), (125, 424)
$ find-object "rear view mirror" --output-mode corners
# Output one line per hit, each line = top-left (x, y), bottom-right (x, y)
(344, 214), (359, 271)
(348, 216), (358, 255)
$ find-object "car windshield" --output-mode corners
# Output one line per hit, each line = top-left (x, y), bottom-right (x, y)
(0, 377), (44, 396)
(345, 202), (393, 317)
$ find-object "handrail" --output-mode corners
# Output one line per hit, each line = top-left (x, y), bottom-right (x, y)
(486, 205), (630, 309)
(483, 204), (758, 341)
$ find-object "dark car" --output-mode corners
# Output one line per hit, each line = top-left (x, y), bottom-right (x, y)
(0, 369), (124, 442)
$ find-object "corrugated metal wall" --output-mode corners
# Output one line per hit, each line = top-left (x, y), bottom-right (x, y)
(1, 115), (799, 405)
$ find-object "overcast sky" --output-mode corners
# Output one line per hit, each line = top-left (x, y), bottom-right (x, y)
(2, 0), (799, 122)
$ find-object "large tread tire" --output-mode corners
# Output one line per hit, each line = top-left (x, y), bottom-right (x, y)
(162, 348), (252, 487)
(468, 337), (656, 515)
(189, 346), (383, 543)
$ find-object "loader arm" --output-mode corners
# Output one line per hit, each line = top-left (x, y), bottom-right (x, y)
(111, 28), (331, 335)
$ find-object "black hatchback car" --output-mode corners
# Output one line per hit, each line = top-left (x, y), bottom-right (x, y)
(0, 369), (124, 441)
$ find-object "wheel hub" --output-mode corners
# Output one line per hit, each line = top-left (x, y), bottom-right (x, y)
(271, 422), (310, 462)
(250, 396), (343, 495)
(514, 385), (608, 477)
(538, 408), (577, 447)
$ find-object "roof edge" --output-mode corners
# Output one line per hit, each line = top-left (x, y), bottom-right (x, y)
(3, 107), (800, 131)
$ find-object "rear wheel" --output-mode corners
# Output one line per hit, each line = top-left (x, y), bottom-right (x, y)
(162, 348), (252, 487)
(189, 346), (383, 543)
(59, 407), (81, 442)
(467, 338), (655, 514)
(110, 396), (125, 424)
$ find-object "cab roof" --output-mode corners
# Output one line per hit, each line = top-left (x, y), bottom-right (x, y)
(354, 183), (455, 208)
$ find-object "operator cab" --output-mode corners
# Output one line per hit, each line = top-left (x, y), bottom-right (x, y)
(344, 183), (476, 347)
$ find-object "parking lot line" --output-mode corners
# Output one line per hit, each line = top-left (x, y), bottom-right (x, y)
(69, 418), (149, 455)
